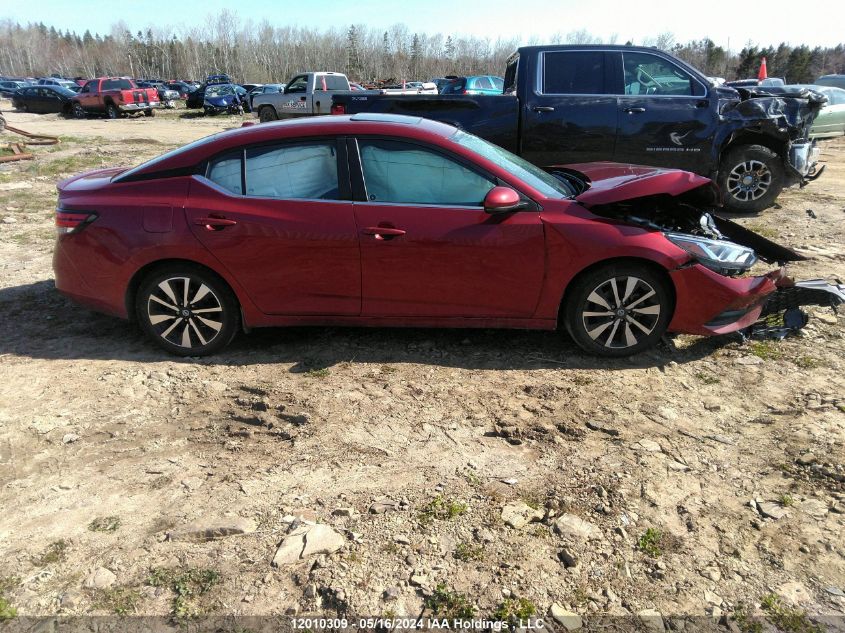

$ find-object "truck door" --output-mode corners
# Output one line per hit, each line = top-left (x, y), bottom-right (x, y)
(277, 74), (312, 117)
(520, 50), (618, 166)
(614, 51), (716, 173)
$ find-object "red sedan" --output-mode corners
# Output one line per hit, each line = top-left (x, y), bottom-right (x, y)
(53, 114), (837, 357)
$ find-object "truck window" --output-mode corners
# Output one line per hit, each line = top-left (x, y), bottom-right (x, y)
(245, 142), (339, 200)
(621, 52), (704, 96)
(322, 75), (348, 91)
(503, 55), (519, 94)
(358, 140), (495, 206)
(542, 51), (606, 95)
(102, 79), (133, 91)
(286, 76), (308, 93)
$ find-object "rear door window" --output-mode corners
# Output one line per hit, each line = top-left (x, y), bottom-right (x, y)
(206, 152), (243, 195)
(543, 51), (607, 94)
(245, 142), (339, 200)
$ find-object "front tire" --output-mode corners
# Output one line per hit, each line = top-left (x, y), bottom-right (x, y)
(718, 144), (784, 213)
(564, 263), (672, 357)
(72, 103), (87, 119)
(136, 266), (239, 356)
(258, 106), (278, 123)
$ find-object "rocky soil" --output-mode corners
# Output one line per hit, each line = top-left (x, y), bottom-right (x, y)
(0, 102), (844, 631)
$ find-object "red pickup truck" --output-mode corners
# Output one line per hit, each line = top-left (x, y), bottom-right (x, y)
(71, 77), (161, 119)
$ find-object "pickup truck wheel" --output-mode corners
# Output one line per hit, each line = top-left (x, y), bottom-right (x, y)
(72, 103), (86, 119)
(564, 263), (672, 357)
(258, 106), (278, 123)
(719, 145), (784, 213)
(144, 109), (155, 117)
(105, 103), (120, 119)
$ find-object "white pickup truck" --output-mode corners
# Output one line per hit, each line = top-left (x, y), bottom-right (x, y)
(252, 72), (440, 122)
(253, 72), (354, 122)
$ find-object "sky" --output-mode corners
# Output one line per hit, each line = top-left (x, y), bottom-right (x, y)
(4, 0), (845, 50)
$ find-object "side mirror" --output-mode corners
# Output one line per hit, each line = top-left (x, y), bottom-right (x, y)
(484, 186), (527, 214)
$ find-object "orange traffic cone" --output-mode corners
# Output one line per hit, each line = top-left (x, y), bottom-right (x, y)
(757, 57), (768, 81)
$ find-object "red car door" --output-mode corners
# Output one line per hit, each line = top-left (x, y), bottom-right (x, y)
(184, 139), (361, 315)
(351, 138), (545, 318)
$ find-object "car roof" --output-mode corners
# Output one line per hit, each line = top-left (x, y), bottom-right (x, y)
(118, 115), (460, 180)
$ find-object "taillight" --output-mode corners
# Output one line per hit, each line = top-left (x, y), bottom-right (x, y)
(331, 103), (346, 115)
(56, 210), (97, 235)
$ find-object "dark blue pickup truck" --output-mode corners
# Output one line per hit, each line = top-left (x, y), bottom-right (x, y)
(331, 45), (825, 212)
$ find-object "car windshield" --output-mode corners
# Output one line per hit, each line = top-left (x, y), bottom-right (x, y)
(206, 84), (235, 97)
(451, 130), (576, 198)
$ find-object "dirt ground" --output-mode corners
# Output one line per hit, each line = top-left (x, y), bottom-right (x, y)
(0, 101), (844, 631)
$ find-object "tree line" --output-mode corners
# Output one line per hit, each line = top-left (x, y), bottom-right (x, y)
(1, 13), (843, 85)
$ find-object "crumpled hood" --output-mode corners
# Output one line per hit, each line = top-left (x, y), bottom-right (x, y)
(204, 95), (233, 107)
(565, 162), (711, 207)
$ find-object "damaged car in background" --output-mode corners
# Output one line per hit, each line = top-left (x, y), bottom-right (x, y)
(331, 45), (826, 213)
(52, 115), (843, 357)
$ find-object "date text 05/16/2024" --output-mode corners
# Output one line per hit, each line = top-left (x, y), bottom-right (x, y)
(290, 618), (547, 631)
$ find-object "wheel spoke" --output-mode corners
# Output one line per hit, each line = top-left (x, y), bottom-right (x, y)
(587, 320), (614, 341)
(150, 295), (179, 312)
(632, 304), (660, 316)
(622, 277), (638, 304)
(188, 318), (208, 345)
(160, 318), (181, 339)
(627, 314), (653, 334)
(625, 289), (655, 310)
(604, 320), (621, 347)
(183, 278), (190, 307)
(158, 280), (178, 304)
(191, 283), (211, 305)
(624, 323), (637, 347)
(180, 323), (192, 347)
(149, 314), (177, 325)
(583, 310), (614, 317)
(609, 278), (622, 308)
(196, 315), (222, 332)
(191, 306), (223, 314)
(587, 290), (612, 310)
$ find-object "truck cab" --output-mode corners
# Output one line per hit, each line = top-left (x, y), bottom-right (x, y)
(254, 72), (351, 122)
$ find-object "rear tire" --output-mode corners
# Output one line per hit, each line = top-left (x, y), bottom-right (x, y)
(258, 106), (278, 123)
(144, 108), (155, 117)
(136, 265), (239, 356)
(564, 263), (672, 357)
(718, 144), (784, 213)
(105, 103), (119, 119)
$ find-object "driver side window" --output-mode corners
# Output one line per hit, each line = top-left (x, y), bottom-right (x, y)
(622, 52), (703, 96)
(286, 76), (308, 94)
(358, 140), (495, 206)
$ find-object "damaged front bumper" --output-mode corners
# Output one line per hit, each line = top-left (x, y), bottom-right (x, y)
(669, 264), (844, 339)
(787, 140), (825, 185)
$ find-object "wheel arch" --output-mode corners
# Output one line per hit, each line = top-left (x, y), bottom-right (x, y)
(125, 258), (241, 324)
(719, 134), (787, 163)
(556, 256), (677, 325)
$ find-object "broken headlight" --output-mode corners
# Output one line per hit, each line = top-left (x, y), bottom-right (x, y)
(665, 233), (757, 276)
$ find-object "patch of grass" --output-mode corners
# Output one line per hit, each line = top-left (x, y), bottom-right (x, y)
(694, 371), (721, 385)
(463, 469), (481, 487)
(732, 603), (764, 633)
(749, 341), (784, 361)
(306, 368), (330, 379)
(454, 542), (484, 562)
(148, 567), (221, 621)
(25, 153), (109, 178)
(760, 594), (824, 633)
(425, 584), (475, 620)
(419, 496), (467, 523)
(493, 597), (537, 627)
(88, 516), (121, 532)
(33, 540), (68, 566)
(0, 577), (20, 622)
(93, 585), (141, 616)
(793, 356), (821, 370)
(745, 224), (779, 239)
(380, 365), (398, 374)
(778, 494), (795, 507)
(637, 528), (663, 558)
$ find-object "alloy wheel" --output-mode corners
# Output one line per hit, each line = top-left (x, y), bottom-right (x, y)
(581, 275), (661, 350)
(146, 276), (225, 349)
(726, 159), (772, 202)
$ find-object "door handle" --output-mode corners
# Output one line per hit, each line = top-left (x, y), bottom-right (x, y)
(194, 216), (237, 230)
(532, 106), (555, 112)
(624, 107), (646, 114)
(362, 226), (406, 240)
